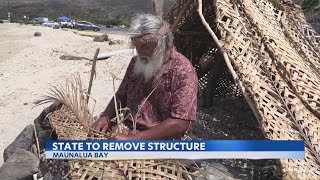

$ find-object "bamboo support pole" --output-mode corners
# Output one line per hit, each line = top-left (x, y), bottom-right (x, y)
(197, 0), (261, 124)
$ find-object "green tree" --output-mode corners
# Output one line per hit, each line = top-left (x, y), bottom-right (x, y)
(300, 0), (320, 11)
(300, 0), (320, 22)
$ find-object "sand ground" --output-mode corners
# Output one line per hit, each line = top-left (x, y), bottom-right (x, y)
(0, 23), (133, 165)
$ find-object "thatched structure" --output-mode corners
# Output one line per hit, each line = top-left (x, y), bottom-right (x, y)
(34, 0), (320, 179)
(165, 0), (320, 179)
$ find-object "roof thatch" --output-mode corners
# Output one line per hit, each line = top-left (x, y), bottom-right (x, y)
(165, 0), (320, 179)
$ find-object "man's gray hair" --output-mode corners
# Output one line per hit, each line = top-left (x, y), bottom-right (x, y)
(129, 14), (174, 52)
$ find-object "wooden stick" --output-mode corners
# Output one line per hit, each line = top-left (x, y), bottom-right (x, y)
(110, 73), (122, 133)
(33, 123), (40, 157)
(197, 0), (261, 124)
(87, 48), (100, 104)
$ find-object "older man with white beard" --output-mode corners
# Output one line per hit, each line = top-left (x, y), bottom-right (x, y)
(93, 14), (198, 140)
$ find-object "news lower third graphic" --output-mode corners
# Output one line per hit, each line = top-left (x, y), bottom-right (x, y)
(45, 140), (304, 160)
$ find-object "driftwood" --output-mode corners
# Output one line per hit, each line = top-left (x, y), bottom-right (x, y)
(59, 55), (90, 61)
(97, 49), (134, 60)
(59, 49), (133, 61)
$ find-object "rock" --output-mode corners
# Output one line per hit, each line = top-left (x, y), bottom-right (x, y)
(34, 102), (62, 131)
(37, 129), (52, 150)
(3, 124), (35, 162)
(33, 102), (62, 149)
(93, 34), (109, 42)
(109, 41), (117, 45)
(6, 149), (39, 165)
(34, 32), (41, 37)
(0, 148), (39, 180)
(109, 40), (125, 45)
(108, 40), (117, 45)
(38, 157), (69, 180)
(115, 40), (125, 45)
(194, 162), (234, 180)
(43, 172), (64, 180)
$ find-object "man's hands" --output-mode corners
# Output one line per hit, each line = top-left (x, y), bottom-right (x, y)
(92, 116), (109, 133)
(92, 116), (135, 140)
(92, 116), (190, 140)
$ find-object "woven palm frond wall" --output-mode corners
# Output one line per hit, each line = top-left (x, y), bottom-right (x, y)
(165, 0), (320, 179)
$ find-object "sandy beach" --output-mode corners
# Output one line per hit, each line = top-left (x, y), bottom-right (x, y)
(0, 23), (133, 165)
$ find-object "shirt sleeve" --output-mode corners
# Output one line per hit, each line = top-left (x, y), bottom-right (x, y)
(115, 57), (136, 108)
(170, 64), (198, 121)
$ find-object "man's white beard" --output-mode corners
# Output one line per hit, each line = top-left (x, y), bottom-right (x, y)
(134, 54), (164, 82)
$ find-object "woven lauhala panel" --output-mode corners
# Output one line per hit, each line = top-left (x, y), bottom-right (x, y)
(68, 160), (193, 180)
(213, 0), (320, 179)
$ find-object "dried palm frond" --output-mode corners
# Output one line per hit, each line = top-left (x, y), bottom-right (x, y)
(35, 73), (94, 127)
(110, 72), (124, 133)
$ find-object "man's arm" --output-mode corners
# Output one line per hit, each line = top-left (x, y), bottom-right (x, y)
(112, 118), (191, 140)
(93, 57), (136, 133)
(112, 55), (197, 139)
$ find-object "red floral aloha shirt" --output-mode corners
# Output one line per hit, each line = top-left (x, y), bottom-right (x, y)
(114, 49), (198, 134)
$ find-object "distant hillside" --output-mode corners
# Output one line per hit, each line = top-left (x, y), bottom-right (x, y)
(1, 0), (318, 32)
(0, 0), (176, 25)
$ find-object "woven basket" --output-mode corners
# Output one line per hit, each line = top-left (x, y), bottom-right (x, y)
(68, 159), (194, 180)
(47, 105), (195, 180)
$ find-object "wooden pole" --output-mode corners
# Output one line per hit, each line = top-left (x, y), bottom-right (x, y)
(197, 0), (261, 123)
(152, 0), (164, 18)
(87, 48), (100, 104)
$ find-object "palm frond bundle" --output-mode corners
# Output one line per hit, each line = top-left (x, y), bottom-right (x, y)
(36, 73), (94, 127)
